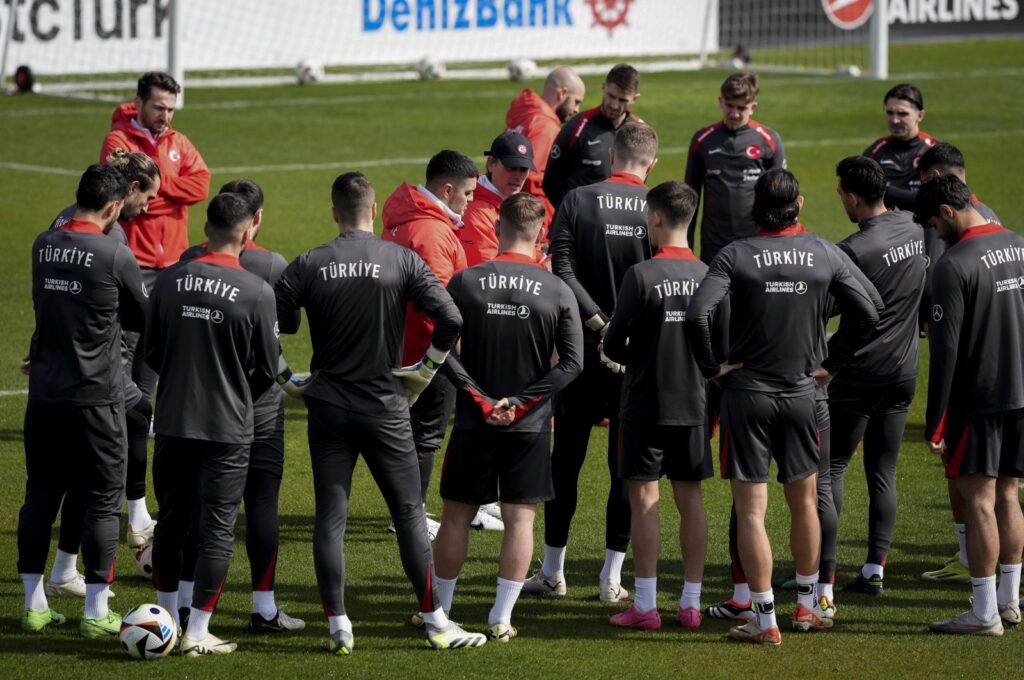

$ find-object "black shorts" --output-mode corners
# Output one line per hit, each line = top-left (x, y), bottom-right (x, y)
(828, 376), (916, 419)
(942, 408), (1024, 479)
(720, 389), (819, 484)
(618, 420), (712, 482)
(440, 428), (553, 505)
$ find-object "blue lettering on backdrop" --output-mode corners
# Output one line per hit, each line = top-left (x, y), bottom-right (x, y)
(361, 0), (574, 32)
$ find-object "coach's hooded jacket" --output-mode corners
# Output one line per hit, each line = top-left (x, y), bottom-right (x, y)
(382, 182), (468, 365)
(506, 88), (559, 235)
(101, 103), (211, 268)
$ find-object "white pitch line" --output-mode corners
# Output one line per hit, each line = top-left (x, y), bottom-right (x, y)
(0, 161), (81, 176)
(0, 389), (28, 397)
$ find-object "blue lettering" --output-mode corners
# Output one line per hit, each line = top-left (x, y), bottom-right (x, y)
(454, 0), (470, 29)
(442, 0), (449, 28)
(554, 0), (572, 25)
(505, 0), (523, 27)
(416, 0), (436, 29)
(393, 0), (411, 31)
(363, 0), (386, 30)
(529, 0), (547, 26)
(477, 0), (497, 27)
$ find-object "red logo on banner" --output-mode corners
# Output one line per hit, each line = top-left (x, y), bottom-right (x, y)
(822, 0), (874, 30)
(746, 145), (762, 160)
(586, 0), (635, 37)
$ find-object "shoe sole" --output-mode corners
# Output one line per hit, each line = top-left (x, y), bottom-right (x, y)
(522, 587), (566, 598)
(930, 624), (1003, 637)
(728, 631), (781, 646)
(921, 572), (970, 583)
(80, 625), (119, 639)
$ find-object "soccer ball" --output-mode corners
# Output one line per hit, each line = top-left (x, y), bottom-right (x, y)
(134, 543), (153, 580)
(120, 604), (177, 661)
(295, 59), (324, 85)
(416, 57), (446, 81)
(838, 64), (863, 77)
(507, 58), (538, 82)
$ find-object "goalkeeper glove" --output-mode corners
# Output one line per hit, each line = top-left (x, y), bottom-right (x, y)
(392, 345), (449, 406)
(598, 342), (625, 375)
(585, 313), (609, 336)
(277, 354), (315, 398)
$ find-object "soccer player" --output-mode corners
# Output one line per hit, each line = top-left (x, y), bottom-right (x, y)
(505, 66), (586, 236)
(146, 192), (279, 656)
(460, 132), (537, 268)
(526, 122), (658, 601)
(382, 151), (477, 539)
(432, 193), (582, 641)
(542, 64), (642, 209)
(40, 149), (161, 598)
(275, 172), (485, 653)
(827, 157), (927, 597)
(916, 175), (1023, 634)
(863, 83), (937, 335)
(684, 72), (786, 264)
(915, 143), (1003, 583)
(686, 169), (879, 645)
(178, 179), (305, 634)
(19, 164), (147, 637)
(602, 180), (722, 630)
(100, 71), (211, 427)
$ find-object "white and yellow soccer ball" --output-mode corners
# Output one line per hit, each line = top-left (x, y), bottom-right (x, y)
(416, 57), (446, 81)
(507, 58), (538, 82)
(120, 604), (177, 661)
(295, 59), (324, 85)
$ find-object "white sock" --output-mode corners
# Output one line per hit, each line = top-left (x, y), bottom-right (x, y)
(420, 607), (449, 628)
(599, 549), (626, 582)
(434, 576), (457, 616)
(816, 582), (834, 601)
(157, 590), (178, 626)
(127, 498), (153, 530)
(328, 614), (352, 636)
(22, 573), (47, 611)
(185, 607), (212, 640)
(179, 580), (194, 609)
(751, 590), (776, 629)
(50, 549), (78, 583)
(633, 576), (657, 613)
(796, 572), (818, 609)
(732, 582), (751, 604)
(997, 563), (1022, 606)
(84, 583), (110, 619)
(542, 544), (566, 578)
(862, 563), (884, 579)
(680, 581), (702, 610)
(252, 590), (277, 619)
(488, 577), (524, 625)
(970, 575), (997, 621)
(956, 524), (969, 566)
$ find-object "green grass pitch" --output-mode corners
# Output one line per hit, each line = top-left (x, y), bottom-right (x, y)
(0, 39), (1022, 678)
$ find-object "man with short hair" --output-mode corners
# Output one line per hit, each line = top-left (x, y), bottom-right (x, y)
(686, 169), (879, 645)
(827, 156), (927, 598)
(916, 175), (1023, 635)
(915, 143), (1004, 583)
(526, 122), (658, 602)
(460, 132), (537, 268)
(602, 180), (722, 630)
(432, 192), (582, 641)
(684, 72), (786, 265)
(19, 164), (147, 638)
(275, 172), (486, 653)
(542, 64), (642, 209)
(178, 180), (305, 635)
(146, 192), (279, 656)
(382, 151), (477, 538)
(505, 66), (586, 237)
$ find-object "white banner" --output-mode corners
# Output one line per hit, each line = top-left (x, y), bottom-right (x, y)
(1, 0), (716, 75)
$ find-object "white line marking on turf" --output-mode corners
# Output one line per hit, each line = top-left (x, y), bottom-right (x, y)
(5, 129), (1023, 177)
(0, 389), (28, 397)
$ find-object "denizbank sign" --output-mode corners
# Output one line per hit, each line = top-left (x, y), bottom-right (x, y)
(361, 0), (576, 31)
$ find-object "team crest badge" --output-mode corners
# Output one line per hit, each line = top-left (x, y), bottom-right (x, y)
(169, 149), (181, 162)
(586, 0), (635, 37)
(821, 0), (874, 31)
(745, 145), (762, 160)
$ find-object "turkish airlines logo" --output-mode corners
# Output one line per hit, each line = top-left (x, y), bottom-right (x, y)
(822, 0), (874, 30)
(746, 145), (762, 160)
(210, 309), (224, 324)
(517, 305), (531, 319)
(932, 304), (943, 322)
(586, 0), (635, 37)
(794, 281), (808, 295)
(69, 281), (82, 295)
(634, 226), (647, 239)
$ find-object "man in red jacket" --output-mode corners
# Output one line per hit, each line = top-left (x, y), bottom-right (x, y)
(382, 151), (478, 537)
(100, 71), (211, 403)
(460, 132), (536, 268)
(505, 67), (586, 240)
